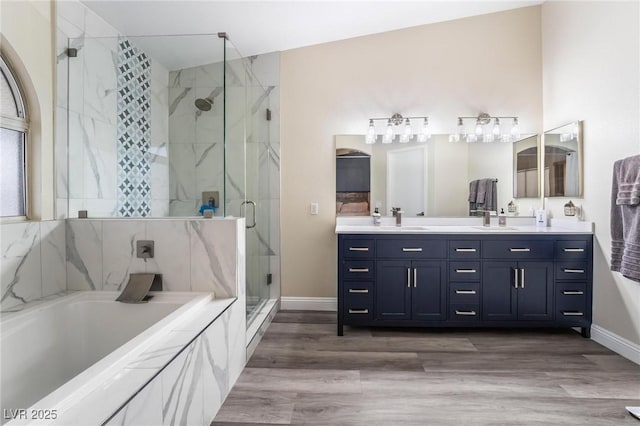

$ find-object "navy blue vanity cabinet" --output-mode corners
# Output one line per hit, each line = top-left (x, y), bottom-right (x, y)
(337, 233), (593, 337)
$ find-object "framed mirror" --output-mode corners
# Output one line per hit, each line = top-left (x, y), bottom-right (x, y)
(513, 135), (540, 198)
(543, 121), (583, 197)
(336, 134), (539, 217)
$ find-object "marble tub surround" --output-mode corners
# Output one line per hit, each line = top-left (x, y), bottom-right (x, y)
(66, 218), (244, 297)
(335, 216), (594, 234)
(1, 221), (66, 311)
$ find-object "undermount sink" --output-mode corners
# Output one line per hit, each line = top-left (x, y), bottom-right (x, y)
(378, 225), (430, 231)
(472, 226), (519, 231)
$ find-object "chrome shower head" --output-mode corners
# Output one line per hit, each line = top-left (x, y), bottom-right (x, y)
(195, 97), (213, 111)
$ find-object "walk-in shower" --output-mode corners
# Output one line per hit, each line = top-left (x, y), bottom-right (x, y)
(61, 32), (279, 329)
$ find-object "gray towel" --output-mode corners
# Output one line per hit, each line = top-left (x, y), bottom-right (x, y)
(469, 180), (479, 215)
(475, 178), (498, 213)
(611, 155), (640, 282)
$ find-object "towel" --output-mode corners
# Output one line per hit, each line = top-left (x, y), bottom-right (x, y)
(611, 154), (640, 282)
(475, 178), (497, 213)
(469, 180), (479, 215)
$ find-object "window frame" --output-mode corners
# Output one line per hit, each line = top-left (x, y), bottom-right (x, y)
(0, 54), (29, 220)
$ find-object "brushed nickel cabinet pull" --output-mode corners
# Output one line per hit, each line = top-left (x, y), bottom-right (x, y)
(455, 269), (477, 273)
(509, 248), (531, 252)
(563, 269), (585, 273)
(563, 290), (584, 295)
(349, 247), (369, 252)
(563, 248), (585, 252)
(562, 311), (584, 316)
(348, 289), (369, 294)
(455, 310), (476, 316)
(348, 309), (369, 314)
(348, 268), (369, 273)
(455, 290), (477, 295)
(407, 268), (411, 288)
(521, 268), (525, 289)
(513, 268), (519, 289)
(402, 248), (423, 252)
(413, 268), (417, 288)
(455, 248), (477, 252)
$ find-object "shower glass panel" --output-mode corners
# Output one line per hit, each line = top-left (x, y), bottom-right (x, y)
(223, 38), (272, 325)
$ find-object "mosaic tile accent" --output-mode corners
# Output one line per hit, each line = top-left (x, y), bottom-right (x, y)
(116, 38), (151, 217)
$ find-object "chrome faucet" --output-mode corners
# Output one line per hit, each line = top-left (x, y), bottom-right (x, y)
(483, 210), (491, 227)
(396, 209), (403, 227)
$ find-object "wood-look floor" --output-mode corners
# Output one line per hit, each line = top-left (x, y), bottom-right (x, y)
(213, 311), (640, 425)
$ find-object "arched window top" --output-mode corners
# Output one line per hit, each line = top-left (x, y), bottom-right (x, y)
(0, 55), (27, 127)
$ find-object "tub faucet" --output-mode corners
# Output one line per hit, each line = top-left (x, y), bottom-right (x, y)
(116, 273), (162, 303)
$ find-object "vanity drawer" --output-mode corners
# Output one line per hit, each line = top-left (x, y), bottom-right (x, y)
(343, 261), (374, 280)
(449, 304), (480, 321)
(556, 262), (588, 281)
(449, 282), (480, 303)
(483, 240), (554, 260)
(449, 241), (481, 259)
(344, 282), (373, 303)
(556, 240), (589, 260)
(556, 282), (587, 320)
(449, 262), (481, 281)
(343, 292), (374, 322)
(376, 239), (446, 259)
(342, 239), (374, 259)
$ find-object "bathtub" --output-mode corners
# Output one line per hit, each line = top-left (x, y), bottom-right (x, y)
(1, 291), (237, 425)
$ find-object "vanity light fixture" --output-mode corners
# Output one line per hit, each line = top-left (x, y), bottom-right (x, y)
(364, 113), (431, 144)
(450, 113), (520, 143)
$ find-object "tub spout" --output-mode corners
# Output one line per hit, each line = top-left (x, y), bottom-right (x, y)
(116, 273), (162, 303)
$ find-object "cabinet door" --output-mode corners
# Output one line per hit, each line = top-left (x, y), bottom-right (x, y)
(412, 261), (446, 321)
(517, 261), (553, 321)
(482, 261), (518, 321)
(376, 260), (412, 320)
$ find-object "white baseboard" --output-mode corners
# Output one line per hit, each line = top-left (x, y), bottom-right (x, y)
(591, 325), (640, 365)
(280, 296), (337, 311)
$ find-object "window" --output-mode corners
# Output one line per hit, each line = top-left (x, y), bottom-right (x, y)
(0, 55), (28, 217)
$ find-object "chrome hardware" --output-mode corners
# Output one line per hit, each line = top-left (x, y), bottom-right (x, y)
(563, 290), (584, 295)
(349, 247), (369, 252)
(402, 248), (423, 252)
(455, 310), (477, 316)
(509, 248), (530, 252)
(413, 268), (417, 288)
(407, 268), (411, 288)
(348, 309), (369, 314)
(562, 311), (584, 316)
(240, 200), (257, 229)
(563, 248), (585, 252)
(455, 248), (477, 252)
(513, 268), (519, 288)
(348, 289), (369, 294)
(563, 269), (585, 273)
(455, 269), (477, 273)
(520, 268), (525, 289)
(348, 268), (369, 273)
(455, 290), (476, 295)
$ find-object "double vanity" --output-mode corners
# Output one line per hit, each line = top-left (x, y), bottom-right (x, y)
(336, 217), (593, 338)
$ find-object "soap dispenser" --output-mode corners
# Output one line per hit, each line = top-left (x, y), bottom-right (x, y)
(498, 208), (507, 227)
(372, 207), (381, 226)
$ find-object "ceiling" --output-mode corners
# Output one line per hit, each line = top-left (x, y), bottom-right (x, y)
(81, 0), (543, 70)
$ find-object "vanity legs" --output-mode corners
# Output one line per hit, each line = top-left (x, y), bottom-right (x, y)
(581, 326), (591, 338)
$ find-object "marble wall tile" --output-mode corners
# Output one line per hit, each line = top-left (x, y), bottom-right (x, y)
(55, 106), (69, 202)
(105, 378), (163, 426)
(145, 220), (191, 291)
(66, 220), (103, 290)
(201, 312), (230, 424)
(1, 222), (42, 311)
(194, 87), (224, 145)
(169, 200), (198, 217)
(169, 144), (197, 201)
(40, 221), (67, 297)
(190, 221), (237, 296)
(83, 37), (118, 126)
(194, 62), (223, 88)
(68, 111), (85, 199)
(248, 52), (280, 87)
(227, 299), (247, 388)
(151, 200), (170, 217)
(67, 36), (85, 116)
(169, 69), (195, 88)
(195, 143), (224, 205)
(102, 221), (147, 291)
(83, 116), (118, 201)
(56, 198), (69, 220)
(150, 142), (170, 203)
(161, 339), (204, 426)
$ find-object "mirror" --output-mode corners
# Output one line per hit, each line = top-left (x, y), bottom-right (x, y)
(336, 134), (540, 217)
(543, 121), (583, 197)
(513, 135), (540, 198)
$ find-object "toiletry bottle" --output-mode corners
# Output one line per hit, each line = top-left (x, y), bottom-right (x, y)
(498, 208), (507, 227)
(372, 208), (381, 226)
(535, 209), (547, 228)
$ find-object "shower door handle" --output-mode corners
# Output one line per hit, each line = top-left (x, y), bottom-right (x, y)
(241, 200), (257, 229)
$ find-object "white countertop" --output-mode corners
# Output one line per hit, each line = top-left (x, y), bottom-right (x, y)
(335, 216), (593, 235)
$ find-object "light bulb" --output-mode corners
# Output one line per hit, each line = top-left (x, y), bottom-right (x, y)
(382, 119), (394, 144)
(457, 118), (465, 139)
(400, 118), (412, 143)
(510, 118), (520, 140)
(417, 118), (431, 143)
(475, 120), (484, 136)
(492, 118), (501, 137)
(365, 119), (376, 144)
